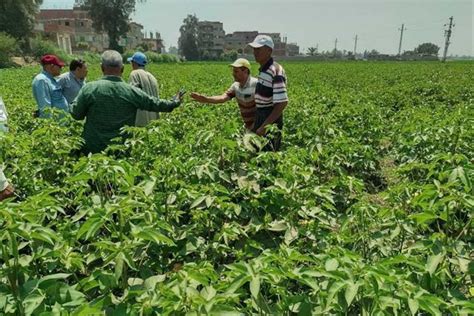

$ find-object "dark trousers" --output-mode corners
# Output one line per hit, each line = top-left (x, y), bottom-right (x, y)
(252, 107), (283, 152)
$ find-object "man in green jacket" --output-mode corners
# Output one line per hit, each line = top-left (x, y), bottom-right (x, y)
(71, 50), (183, 154)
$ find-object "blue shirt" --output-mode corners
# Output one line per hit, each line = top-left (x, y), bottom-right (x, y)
(57, 72), (85, 104)
(32, 70), (69, 117)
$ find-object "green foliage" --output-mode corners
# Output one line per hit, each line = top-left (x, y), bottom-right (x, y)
(29, 38), (70, 63)
(144, 51), (179, 63)
(415, 42), (441, 56)
(220, 50), (238, 62)
(0, 0), (43, 41)
(0, 33), (18, 68)
(123, 50), (180, 64)
(26, 38), (100, 66)
(307, 47), (318, 56)
(77, 52), (102, 64)
(178, 14), (200, 61)
(0, 61), (472, 314)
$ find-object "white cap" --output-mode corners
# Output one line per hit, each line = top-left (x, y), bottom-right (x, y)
(248, 35), (274, 49)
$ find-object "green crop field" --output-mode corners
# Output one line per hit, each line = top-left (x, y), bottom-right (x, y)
(0, 61), (473, 315)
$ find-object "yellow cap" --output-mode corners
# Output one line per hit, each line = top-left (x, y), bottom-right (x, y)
(230, 58), (251, 70)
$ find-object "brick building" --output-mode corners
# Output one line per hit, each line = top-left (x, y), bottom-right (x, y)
(36, 6), (149, 53)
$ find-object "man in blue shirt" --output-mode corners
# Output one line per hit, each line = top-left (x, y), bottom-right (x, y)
(58, 59), (88, 104)
(32, 55), (69, 118)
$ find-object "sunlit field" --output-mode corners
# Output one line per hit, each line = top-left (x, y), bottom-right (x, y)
(0, 61), (472, 314)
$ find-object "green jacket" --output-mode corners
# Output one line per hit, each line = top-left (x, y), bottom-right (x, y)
(71, 76), (179, 154)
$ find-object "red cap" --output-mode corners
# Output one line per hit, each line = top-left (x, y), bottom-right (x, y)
(40, 55), (65, 67)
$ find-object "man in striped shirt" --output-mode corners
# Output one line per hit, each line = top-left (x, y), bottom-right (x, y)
(249, 35), (289, 151)
(190, 58), (257, 130)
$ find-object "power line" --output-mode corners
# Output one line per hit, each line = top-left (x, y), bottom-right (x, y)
(442, 16), (455, 62)
(353, 35), (358, 54)
(398, 23), (407, 56)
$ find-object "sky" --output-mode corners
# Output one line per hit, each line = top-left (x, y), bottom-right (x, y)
(42, 0), (473, 56)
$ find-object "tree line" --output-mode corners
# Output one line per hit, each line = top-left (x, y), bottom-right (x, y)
(306, 43), (441, 58)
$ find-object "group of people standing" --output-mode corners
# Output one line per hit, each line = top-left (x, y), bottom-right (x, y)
(0, 34), (288, 202)
(191, 34), (289, 151)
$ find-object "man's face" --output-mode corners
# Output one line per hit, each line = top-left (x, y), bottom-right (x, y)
(75, 63), (88, 80)
(253, 46), (272, 65)
(232, 67), (248, 82)
(46, 64), (62, 77)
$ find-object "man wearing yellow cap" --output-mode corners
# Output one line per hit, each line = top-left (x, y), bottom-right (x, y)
(190, 58), (257, 130)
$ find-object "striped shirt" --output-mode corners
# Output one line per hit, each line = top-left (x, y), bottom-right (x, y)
(225, 76), (257, 129)
(255, 58), (288, 108)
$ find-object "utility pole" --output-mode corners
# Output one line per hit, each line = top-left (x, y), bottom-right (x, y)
(353, 35), (358, 55)
(442, 16), (455, 62)
(334, 38), (338, 57)
(398, 24), (407, 56)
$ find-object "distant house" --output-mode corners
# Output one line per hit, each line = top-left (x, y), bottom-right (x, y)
(121, 22), (144, 51)
(287, 43), (300, 56)
(224, 31), (258, 54)
(197, 21), (225, 58)
(35, 16), (74, 54)
(224, 30), (299, 57)
(142, 32), (165, 53)
(36, 7), (149, 53)
(36, 8), (109, 53)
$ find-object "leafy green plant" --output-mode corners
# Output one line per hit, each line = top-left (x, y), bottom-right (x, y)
(0, 61), (472, 314)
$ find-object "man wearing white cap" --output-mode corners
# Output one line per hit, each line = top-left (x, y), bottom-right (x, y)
(190, 58), (258, 130)
(127, 52), (160, 127)
(248, 34), (288, 151)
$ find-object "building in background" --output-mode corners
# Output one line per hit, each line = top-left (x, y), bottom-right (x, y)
(197, 21), (225, 59)
(121, 22), (144, 51)
(287, 43), (300, 56)
(34, 14), (74, 54)
(142, 32), (165, 53)
(36, 8), (109, 52)
(223, 30), (300, 57)
(36, 6), (152, 53)
(224, 31), (258, 54)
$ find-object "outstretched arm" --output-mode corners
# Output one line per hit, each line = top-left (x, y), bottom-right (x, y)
(190, 92), (231, 104)
(133, 87), (182, 112)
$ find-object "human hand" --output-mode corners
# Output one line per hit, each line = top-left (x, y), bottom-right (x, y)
(0, 184), (15, 202)
(190, 92), (207, 103)
(256, 126), (266, 136)
(174, 88), (186, 103)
